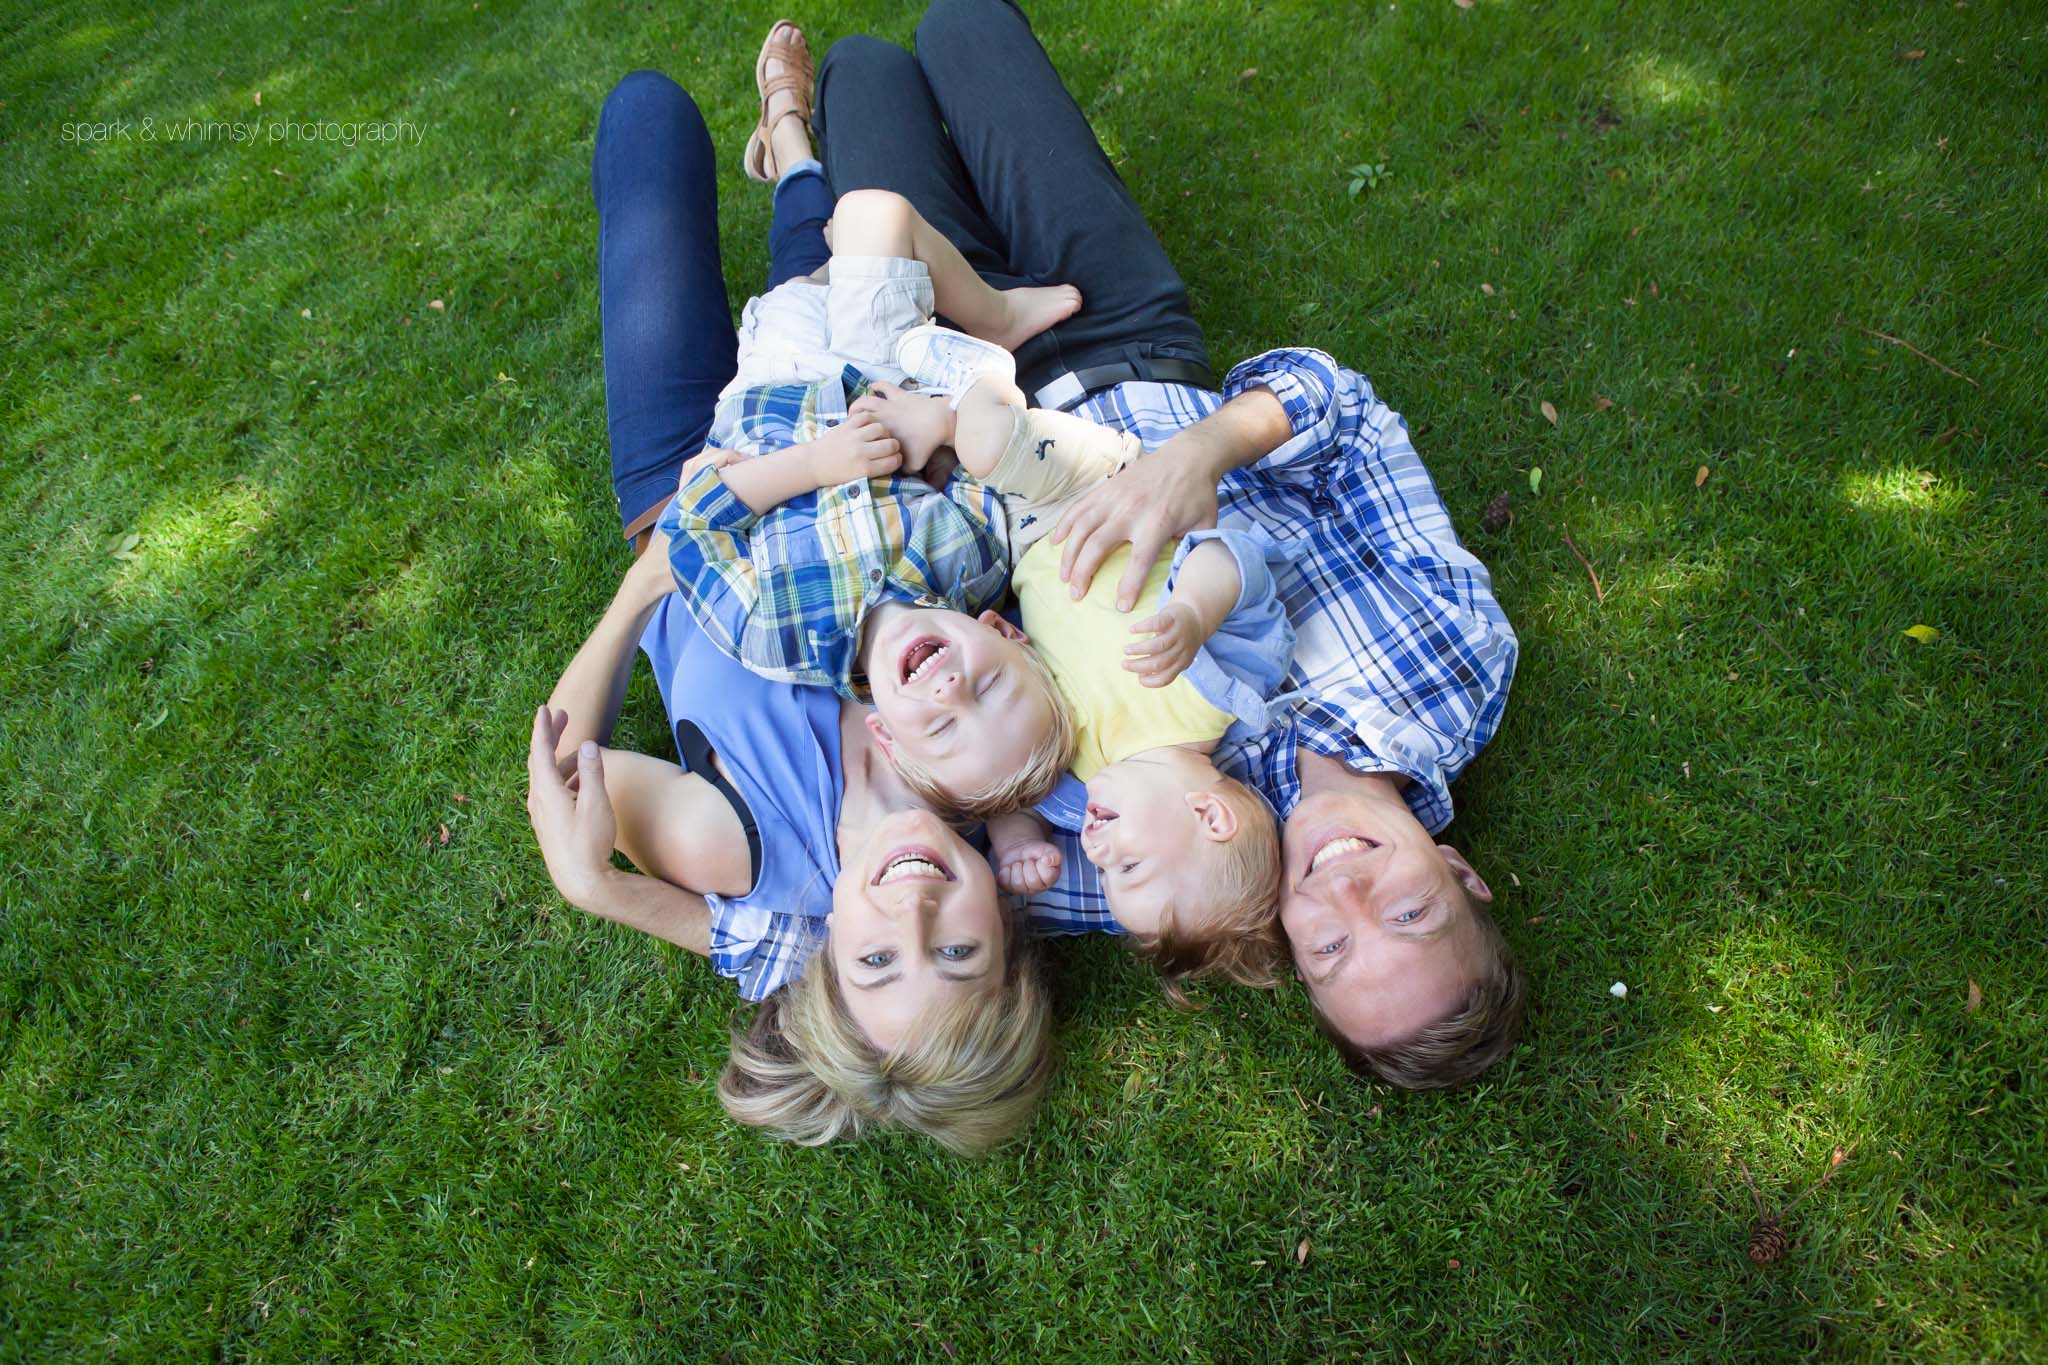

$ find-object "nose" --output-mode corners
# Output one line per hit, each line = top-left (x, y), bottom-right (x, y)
(929, 662), (967, 702)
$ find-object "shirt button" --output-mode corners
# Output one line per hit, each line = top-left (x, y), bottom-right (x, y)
(869, 569), (884, 584)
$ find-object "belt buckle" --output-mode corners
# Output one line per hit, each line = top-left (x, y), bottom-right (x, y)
(1031, 370), (1089, 411)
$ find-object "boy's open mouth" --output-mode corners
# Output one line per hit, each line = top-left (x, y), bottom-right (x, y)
(1082, 803), (1118, 836)
(1307, 833), (1382, 875)
(898, 636), (950, 687)
(872, 845), (956, 886)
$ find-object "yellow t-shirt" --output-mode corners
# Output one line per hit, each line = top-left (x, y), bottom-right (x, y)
(1012, 539), (1233, 780)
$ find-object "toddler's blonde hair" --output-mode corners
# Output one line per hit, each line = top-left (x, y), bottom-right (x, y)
(1125, 777), (1285, 1005)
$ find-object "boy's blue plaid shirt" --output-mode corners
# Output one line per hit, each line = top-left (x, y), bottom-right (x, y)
(1025, 348), (1520, 935)
(659, 365), (1011, 701)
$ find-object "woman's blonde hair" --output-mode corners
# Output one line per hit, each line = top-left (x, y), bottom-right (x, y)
(890, 643), (1076, 822)
(717, 911), (1051, 1156)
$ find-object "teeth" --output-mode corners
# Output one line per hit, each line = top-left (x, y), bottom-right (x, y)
(879, 855), (947, 885)
(905, 642), (948, 684)
(1310, 837), (1368, 873)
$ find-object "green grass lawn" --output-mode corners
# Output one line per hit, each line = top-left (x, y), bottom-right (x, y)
(3, 0), (2044, 1358)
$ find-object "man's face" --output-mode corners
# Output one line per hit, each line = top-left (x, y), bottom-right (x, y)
(865, 606), (1055, 800)
(1280, 785), (1494, 1050)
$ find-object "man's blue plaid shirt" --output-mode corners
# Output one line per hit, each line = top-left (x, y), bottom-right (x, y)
(1023, 348), (1519, 935)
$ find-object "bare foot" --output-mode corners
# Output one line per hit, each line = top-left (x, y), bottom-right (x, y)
(850, 382), (956, 472)
(994, 284), (1082, 352)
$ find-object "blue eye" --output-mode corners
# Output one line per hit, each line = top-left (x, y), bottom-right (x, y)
(938, 945), (977, 961)
(1316, 937), (1347, 957)
(1393, 908), (1424, 925)
(859, 951), (894, 969)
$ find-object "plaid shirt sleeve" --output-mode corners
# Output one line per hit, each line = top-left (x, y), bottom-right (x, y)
(1214, 347), (1518, 832)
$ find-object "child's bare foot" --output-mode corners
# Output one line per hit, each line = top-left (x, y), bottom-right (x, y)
(994, 284), (1082, 352)
(849, 382), (956, 472)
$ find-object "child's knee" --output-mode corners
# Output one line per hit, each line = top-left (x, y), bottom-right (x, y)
(831, 188), (913, 246)
(953, 378), (1027, 476)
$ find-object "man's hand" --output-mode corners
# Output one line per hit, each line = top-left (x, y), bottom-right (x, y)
(995, 838), (1063, 896)
(805, 410), (903, 487)
(526, 705), (619, 908)
(1051, 430), (1222, 611)
(1123, 601), (1208, 688)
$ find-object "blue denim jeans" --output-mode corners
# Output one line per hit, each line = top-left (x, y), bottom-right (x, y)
(591, 70), (834, 537)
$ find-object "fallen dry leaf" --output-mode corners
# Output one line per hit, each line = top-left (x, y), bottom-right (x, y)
(1526, 915), (1546, 925)
(1540, 400), (1558, 426)
(1903, 624), (1939, 643)
(1455, 0), (1474, 8)
(1831, 1146), (1847, 1167)
(1366, 1104), (1382, 1119)
(428, 298), (446, 312)
(1238, 67), (1258, 81)
(1593, 396), (1616, 412)
(1447, 1258), (1462, 1270)
(300, 308), (312, 319)
(437, 822), (450, 845)
(1967, 979), (1982, 1012)
(254, 90), (262, 106)
(1649, 280), (1660, 298)
(1900, 49), (1926, 60)
(453, 792), (470, 803)
(128, 393), (142, 403)
(1296, 1238), (1310, 1265)
(1696, 465), (1711, 487)
(1481, 281), (1495, 296)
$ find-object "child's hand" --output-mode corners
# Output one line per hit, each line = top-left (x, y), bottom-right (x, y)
(996, 838), (1062, 896)
(678, 445), (743, 491)
(1124, 602), (1205, 688)
(805, 411), (903, 488)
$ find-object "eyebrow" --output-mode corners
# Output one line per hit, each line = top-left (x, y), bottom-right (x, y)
(850, 964), (992, 991)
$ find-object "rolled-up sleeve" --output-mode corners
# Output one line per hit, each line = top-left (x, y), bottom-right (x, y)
(1221, 347), (1345, 477)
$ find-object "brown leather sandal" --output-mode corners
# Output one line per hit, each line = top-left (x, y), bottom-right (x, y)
(743, 20), (814, 183)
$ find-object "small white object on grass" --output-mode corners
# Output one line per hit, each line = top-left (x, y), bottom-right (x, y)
(1609, 981), (1628, 998)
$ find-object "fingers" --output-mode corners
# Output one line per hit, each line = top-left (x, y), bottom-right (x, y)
(1123, 628), (1175, 659)
(1125, 613), (1170, 642)
(1115, 529), (1167, 613)
(574, 739), (606, 805)
(1124, 653), (1184, 687)
(1059, 517), (1121, 600)
(527, 705), (569, 815)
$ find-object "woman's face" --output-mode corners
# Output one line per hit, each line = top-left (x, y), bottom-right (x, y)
(829, 808), (1007, 1051)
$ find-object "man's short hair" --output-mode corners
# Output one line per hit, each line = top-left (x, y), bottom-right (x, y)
(1310, 900), (1526, 1090)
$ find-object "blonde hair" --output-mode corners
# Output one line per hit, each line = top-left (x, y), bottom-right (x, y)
(892, 642), (1076, 822)
(1126, 776), (1285, 1004)
(717, 913), (1051, 1155)
(1310, 897), (1526, 1090)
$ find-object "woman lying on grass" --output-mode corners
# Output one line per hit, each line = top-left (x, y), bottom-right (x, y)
(524, 35), (1048, 1156)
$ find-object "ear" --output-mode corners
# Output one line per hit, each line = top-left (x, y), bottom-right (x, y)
(1185, 790), (1240, 842)
(864, 709), (897, 759)
(1437, 844), (1494, 903)
(976, 609), (1030, 644)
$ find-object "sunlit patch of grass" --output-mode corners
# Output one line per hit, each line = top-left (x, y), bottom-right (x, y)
(1840, 465), (1970, 518)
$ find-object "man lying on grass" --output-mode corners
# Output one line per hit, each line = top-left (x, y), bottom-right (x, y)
(816, 0), (1526, 1088)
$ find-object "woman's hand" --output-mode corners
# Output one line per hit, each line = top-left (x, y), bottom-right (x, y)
(527, 705), (619, 908)
(804, 410), (903, 487)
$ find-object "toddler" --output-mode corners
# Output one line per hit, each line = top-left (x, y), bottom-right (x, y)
(856, 361), (1297, 992)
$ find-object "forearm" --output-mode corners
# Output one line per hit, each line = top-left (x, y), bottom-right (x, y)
(546, 547), (675, 762)
(718, 443), (826, 514)
(569, 867), (713, 958)
(1166, 539), (1243, 637)
(1159, 386), (1292, 479)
